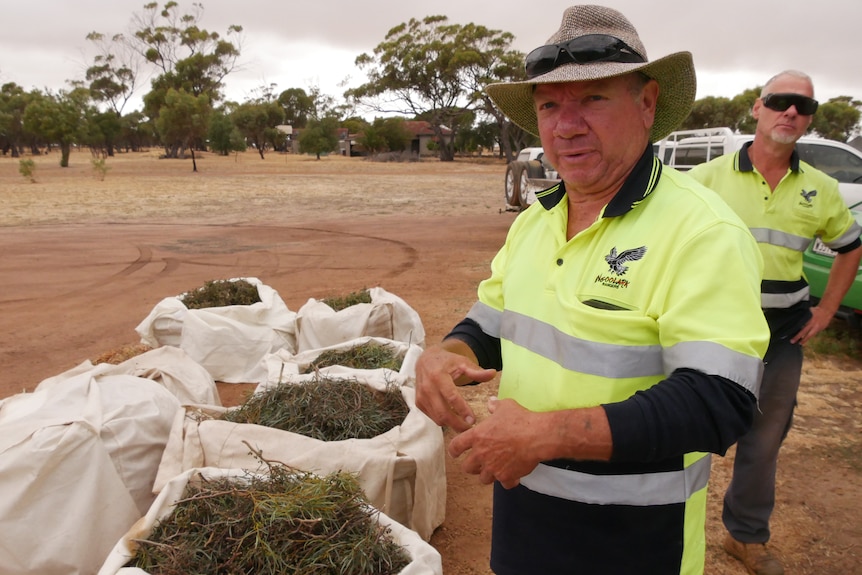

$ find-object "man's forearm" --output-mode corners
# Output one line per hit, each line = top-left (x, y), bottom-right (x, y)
(817, 246), (862, 316)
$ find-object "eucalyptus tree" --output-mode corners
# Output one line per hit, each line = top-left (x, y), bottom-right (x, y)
(679, 96), (745, 131)
(675, 89), (861, 140)
(84, 110), (123, 157)
(731, 87), (761, 134)
(208, 108), (246, 156)
(277, 87), (314, 129)
(810, 97), (861, 142)
(0, 82), (30, 157)
(449, 22), (528, 161)
(119, 110), (157, 152)
(22, 87), (94, 167)
(347, 15), (523, 161)
(232, 100), (285, 159)
(354, 117), (412, 155)
(131, 1), (242, 157)
(155, 88), (211, 170)
(85, 31), (140, 117)
(298, 116), (340, 159)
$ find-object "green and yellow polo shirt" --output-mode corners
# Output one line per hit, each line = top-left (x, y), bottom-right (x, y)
(690, 142), (860, 304)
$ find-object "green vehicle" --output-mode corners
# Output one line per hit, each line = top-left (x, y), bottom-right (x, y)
(802, 201), (862, 329)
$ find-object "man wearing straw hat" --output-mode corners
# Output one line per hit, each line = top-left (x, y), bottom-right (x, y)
(415, 5), (770, 574)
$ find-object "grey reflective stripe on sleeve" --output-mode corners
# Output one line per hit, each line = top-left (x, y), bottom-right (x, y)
(749, 227), (813, 252)
(500, 309), (664, 378)
(826, 220), (862, 250)
(761, 284), (810, 309)
(520, 455), (712, 506)
(664, 341), (763, 396)
(466, 301), (503, 337)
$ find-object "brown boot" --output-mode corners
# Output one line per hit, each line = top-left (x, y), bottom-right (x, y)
(723, 533), (784, 575)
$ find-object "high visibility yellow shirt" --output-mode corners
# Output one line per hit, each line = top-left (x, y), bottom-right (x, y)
(467, 147), (769, 575)
(689, 141), (861, 310)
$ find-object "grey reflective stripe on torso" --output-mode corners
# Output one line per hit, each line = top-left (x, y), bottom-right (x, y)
(761, 285), (810, 309)
(749, 227), (813, 252)
(466, 302), (763, 393)
(749, 227), (815, 309)
(520, 455), (712, 506)
(502, 309), (664, 379)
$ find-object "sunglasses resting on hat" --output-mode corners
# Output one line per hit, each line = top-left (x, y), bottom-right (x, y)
(524, 34), (645, 79)
(761, 93), (819, 116)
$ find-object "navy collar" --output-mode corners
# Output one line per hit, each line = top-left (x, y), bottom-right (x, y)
(537, 144), (661, 217)
(737, 140), (801, 173)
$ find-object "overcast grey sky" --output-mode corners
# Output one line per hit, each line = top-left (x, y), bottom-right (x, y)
(1, 0), (859, 115)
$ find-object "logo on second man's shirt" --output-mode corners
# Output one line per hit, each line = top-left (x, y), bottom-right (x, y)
(799, 189), (817, 207)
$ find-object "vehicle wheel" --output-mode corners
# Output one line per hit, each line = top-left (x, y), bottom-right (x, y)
(505, 162), (526, 208)
(525, 160), (545, 179)
(519, 161), (543, 209)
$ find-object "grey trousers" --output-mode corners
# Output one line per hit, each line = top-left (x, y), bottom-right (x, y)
(722, 337), (802, 543)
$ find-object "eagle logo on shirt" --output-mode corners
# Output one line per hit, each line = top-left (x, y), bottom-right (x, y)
(801, 189), (817, 203)
(604, 246), (647, 276)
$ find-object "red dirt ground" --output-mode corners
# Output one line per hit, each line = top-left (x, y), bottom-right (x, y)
(1, 150), (859, 574)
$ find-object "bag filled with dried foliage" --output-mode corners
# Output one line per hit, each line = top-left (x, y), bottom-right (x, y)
(134, 277), (297, 384)
(36, 346), (220, 406)
(295, 286), (425, 352)
(153, 368), (446, 541)
(98, 465), (443, 575)
(0, 374), (181, 575)
(262, 336), (424, 386)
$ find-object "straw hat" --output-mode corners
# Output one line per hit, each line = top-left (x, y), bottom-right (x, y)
(486, 5), (696, 142)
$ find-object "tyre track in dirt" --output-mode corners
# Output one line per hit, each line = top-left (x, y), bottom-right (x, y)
(0, 215), (492, 397)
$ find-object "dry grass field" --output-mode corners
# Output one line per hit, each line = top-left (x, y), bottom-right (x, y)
(0, 148), (860, 574)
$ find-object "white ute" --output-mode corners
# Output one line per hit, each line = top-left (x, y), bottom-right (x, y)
(504, 127), (862, 210)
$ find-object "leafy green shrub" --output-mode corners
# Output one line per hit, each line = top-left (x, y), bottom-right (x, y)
(91, 157), (110, 181)
(18, 158), (36, 183)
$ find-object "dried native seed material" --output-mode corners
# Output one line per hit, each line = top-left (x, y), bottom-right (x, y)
(222, 377), (409, 441)
(180, 279), (262, 309)
(128, 465), (411, 575)
(321, 288), (372, 311)
(303, 342), (403, 373)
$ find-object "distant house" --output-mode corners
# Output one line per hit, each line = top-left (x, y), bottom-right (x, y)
(849, 135), (862, 153)
(403, 121), (453, 156)
(336, 127), (351, 156)
(343, 120), (454, 157)
(291, 120), (455, 157)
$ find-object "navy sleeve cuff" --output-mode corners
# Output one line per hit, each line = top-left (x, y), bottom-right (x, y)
(445, 317), (503, 371)
(835, 236), (862, 254)
(604, 369), (756, 462)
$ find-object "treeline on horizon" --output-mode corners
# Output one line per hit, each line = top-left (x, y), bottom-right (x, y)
(1, 2), (859, 167)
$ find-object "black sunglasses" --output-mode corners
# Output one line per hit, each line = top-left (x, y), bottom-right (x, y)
(524, 34), (645, 79)
(761, 93), (819, 116)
